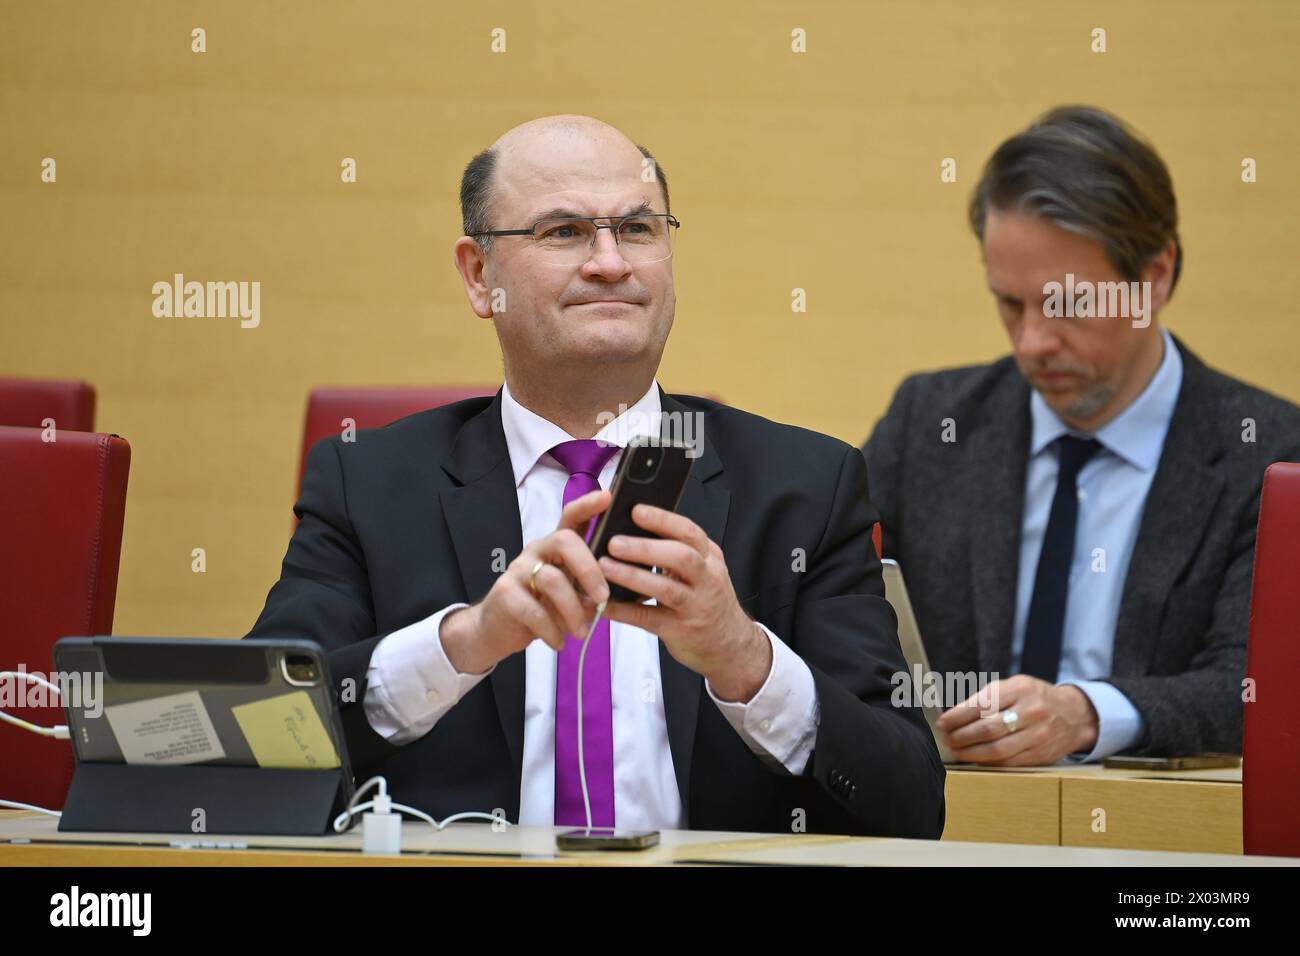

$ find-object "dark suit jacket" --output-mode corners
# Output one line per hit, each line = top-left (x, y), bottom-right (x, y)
(247, 388), (945, 837)
(862, 334), (1300, 756)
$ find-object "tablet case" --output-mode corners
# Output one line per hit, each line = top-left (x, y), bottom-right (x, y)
(53, 637), (353, 836)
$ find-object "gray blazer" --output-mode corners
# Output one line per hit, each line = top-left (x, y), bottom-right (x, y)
(862, 334), (1300, 756)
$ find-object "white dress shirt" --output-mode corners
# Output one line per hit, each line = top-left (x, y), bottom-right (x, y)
(363, 379), (820, 828)
(1013, 327), (1183, 760)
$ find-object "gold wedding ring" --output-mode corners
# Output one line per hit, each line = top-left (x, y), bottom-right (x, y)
(529, 560), (547, 597)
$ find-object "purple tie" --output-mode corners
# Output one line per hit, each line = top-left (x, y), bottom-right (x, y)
(549, 439), (620, 828)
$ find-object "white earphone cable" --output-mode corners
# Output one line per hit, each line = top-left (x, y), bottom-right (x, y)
(575, 599), (607, 832)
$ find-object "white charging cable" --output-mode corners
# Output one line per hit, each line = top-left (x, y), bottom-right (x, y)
(0, 671), (69, 739)
(337, 593), (606, 845)
(0, 798), (61, 817)
(332, 775), (509, 854)
(574, 599), (608, 832)
(0, 672), (69, 819)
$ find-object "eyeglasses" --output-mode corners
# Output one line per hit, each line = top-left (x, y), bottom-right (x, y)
(472, 213), (680, 265)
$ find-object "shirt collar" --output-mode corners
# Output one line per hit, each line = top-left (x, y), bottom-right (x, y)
(1029, 326), (1183, 472)
(500, 379), (663, 487)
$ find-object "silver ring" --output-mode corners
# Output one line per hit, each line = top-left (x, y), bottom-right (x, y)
(1001, 709), (1021, 734)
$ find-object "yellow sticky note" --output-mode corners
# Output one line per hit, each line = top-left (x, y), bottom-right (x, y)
(231, 691), (340, 770)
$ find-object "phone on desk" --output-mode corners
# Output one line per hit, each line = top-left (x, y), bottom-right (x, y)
(1102, 754), (1240, 771)
(556, 828), (661, 851)
(586, 437), (694, 603)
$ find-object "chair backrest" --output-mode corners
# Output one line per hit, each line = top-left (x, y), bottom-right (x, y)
(297, 386), (496, 498)
(0, 377), (95, 431)
(0, 427), (131, 810)
(1243, 461), (1300, 857)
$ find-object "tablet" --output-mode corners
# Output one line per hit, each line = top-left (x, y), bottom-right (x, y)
(881, 560), (956, 764)
(52, 636), (354, 795)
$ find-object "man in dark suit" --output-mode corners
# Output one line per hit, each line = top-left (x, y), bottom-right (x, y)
(864, 106), (1300, 766)
(248, 114), (944, 837)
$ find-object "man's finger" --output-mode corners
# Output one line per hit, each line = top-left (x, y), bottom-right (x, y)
(606, 534), (704, 585)
(604, 598), (670, 634)
(945, 708), (1025, 750)
(543, 528), (609, 603)
(937, 680), (1015, 732)
(936, 693), (986, 732)
(600, 557), (689, 609)
(531, 561), (593, 637)
(557, 489), (611, 539)
(503, 586), (565, 651)
(630, 504), (710, 555)
(949, 723), (1048, 765)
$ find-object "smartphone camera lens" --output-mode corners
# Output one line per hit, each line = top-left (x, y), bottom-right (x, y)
(630, 449), (664, 484)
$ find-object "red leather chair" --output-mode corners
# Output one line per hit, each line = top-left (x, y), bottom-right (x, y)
(0, 427), (131, 811)
(297, 386), (496, 499)
(1243, 461), (1300, 857)
(0, 377), (95, 431)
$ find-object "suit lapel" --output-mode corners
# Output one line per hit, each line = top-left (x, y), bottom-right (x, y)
(966, 371), (1032, 675)
(657, 391), (728, 816)
(1111, 338), (1226, 675)
(438, 391), (528, 779)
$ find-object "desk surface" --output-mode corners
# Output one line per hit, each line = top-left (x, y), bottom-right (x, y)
(1, 811), (1289, 867)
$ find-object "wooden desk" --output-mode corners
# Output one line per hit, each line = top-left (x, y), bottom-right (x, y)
(942, 769), (1060, 845)
(3, 763), (1242, 860)
(0, 811), (1284, 867)
(943, 763), (1243, 854)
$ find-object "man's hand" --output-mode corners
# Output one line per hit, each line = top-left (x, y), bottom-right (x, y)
(600, 504), (771, 703)
(440, 489), (612, 674)
(935, 675), (1100, 766)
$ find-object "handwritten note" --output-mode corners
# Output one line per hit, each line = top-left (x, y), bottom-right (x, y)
(231, 691), (340, 769)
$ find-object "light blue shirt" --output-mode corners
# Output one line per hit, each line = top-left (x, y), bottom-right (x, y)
(1011, 327), (1182, 761)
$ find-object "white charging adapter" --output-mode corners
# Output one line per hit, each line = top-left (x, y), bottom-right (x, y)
(363, 789), (403, 855)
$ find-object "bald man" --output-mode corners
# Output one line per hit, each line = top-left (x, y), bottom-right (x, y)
(248, 116), (944, 838)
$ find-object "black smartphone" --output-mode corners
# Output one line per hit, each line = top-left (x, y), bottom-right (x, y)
(556, 828), (661, 851)
(586, 437), (694, 603)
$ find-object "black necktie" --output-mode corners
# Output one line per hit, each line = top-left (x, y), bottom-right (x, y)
(1020, 435), (1103, 683)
